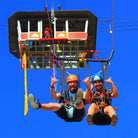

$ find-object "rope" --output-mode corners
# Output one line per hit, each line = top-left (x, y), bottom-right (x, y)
(112, 0), (115, 54)
(59, 61), (62, 95)
(101, 62), (105, 105)
(101, 62), (105, 92)
(63, 61), (68, 101)
(45, 0), (47, 6)
(105, 62), (109, 92)
(45, 2), (70, 102)
(45, 0), (55, 76)
(77, 61), (80, 88)
(24, 51), (28, 116)
(62, 61), (66, 99)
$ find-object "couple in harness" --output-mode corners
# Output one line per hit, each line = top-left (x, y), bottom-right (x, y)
(29, 74), (118, 126)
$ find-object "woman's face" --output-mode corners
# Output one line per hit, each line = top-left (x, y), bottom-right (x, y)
(93, 80), (103, 91)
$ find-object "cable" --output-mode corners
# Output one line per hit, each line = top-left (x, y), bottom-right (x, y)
(98, 16), (138, 22)
(97, 28), (138, 33)
(98, 24), (138, 29)
(98, 21), (138, 27)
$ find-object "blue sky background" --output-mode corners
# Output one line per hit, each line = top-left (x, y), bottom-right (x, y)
(0, 0), (138, 138)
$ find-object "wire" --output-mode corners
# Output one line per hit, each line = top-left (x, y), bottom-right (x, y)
(98, 24), (138, 29)
(98, 16), (138, 22)
(98, 21), (138, 26)
(97, 28), (138, 33)
(45, 0), (47, 6)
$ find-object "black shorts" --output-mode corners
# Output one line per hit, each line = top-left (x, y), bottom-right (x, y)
(54, 105), (85, 122)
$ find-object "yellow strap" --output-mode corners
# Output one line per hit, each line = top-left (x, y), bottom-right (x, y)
(24, 51), (28, 116)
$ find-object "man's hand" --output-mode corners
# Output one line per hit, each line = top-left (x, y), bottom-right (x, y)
(51, 77), (59, 86)
(82, 77), (94, 90)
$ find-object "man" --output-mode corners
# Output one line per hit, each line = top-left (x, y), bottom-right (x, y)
(43, 27), (50, 38)
(28, 74), (91, 122)
(85, 74), (119, 126)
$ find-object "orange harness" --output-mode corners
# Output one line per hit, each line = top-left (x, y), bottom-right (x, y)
(91, 90), (112, 108)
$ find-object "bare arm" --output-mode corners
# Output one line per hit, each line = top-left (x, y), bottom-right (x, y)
(50, 77), (61, 100)
(105, 77), (118, 98)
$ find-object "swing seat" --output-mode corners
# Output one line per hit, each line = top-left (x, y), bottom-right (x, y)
(92, 112), (111, 125)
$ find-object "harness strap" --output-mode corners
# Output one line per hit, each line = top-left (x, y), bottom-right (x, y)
(77, 61), (80, 88)
(91, 90), (111, 107)
(61, 93), (76, 108)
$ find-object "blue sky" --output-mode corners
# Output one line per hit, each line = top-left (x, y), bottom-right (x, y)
(0, 0), (138, 138)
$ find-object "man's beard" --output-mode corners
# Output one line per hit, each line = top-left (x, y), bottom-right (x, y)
(70, 87), (77, 93)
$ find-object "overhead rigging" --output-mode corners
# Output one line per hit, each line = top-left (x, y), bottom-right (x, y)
(8, 0), (118, 125)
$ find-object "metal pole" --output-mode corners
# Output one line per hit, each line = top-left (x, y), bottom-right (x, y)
(101, 62), (105, 92)
(63, 60), (68, 101)
(62, 61), (66, 100)
(87, 61), (91, 78)
(112, 0), (114, 53)
(105, 62), (109, 92)
(77, 61), (80, 88)
(59, 61), (62, 96)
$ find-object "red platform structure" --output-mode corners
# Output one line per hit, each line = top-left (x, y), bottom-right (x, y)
(8, 10), (97, 69)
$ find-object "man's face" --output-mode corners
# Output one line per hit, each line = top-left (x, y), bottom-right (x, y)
(93, 80), (103, 91)
(68, 81), (78, 93)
